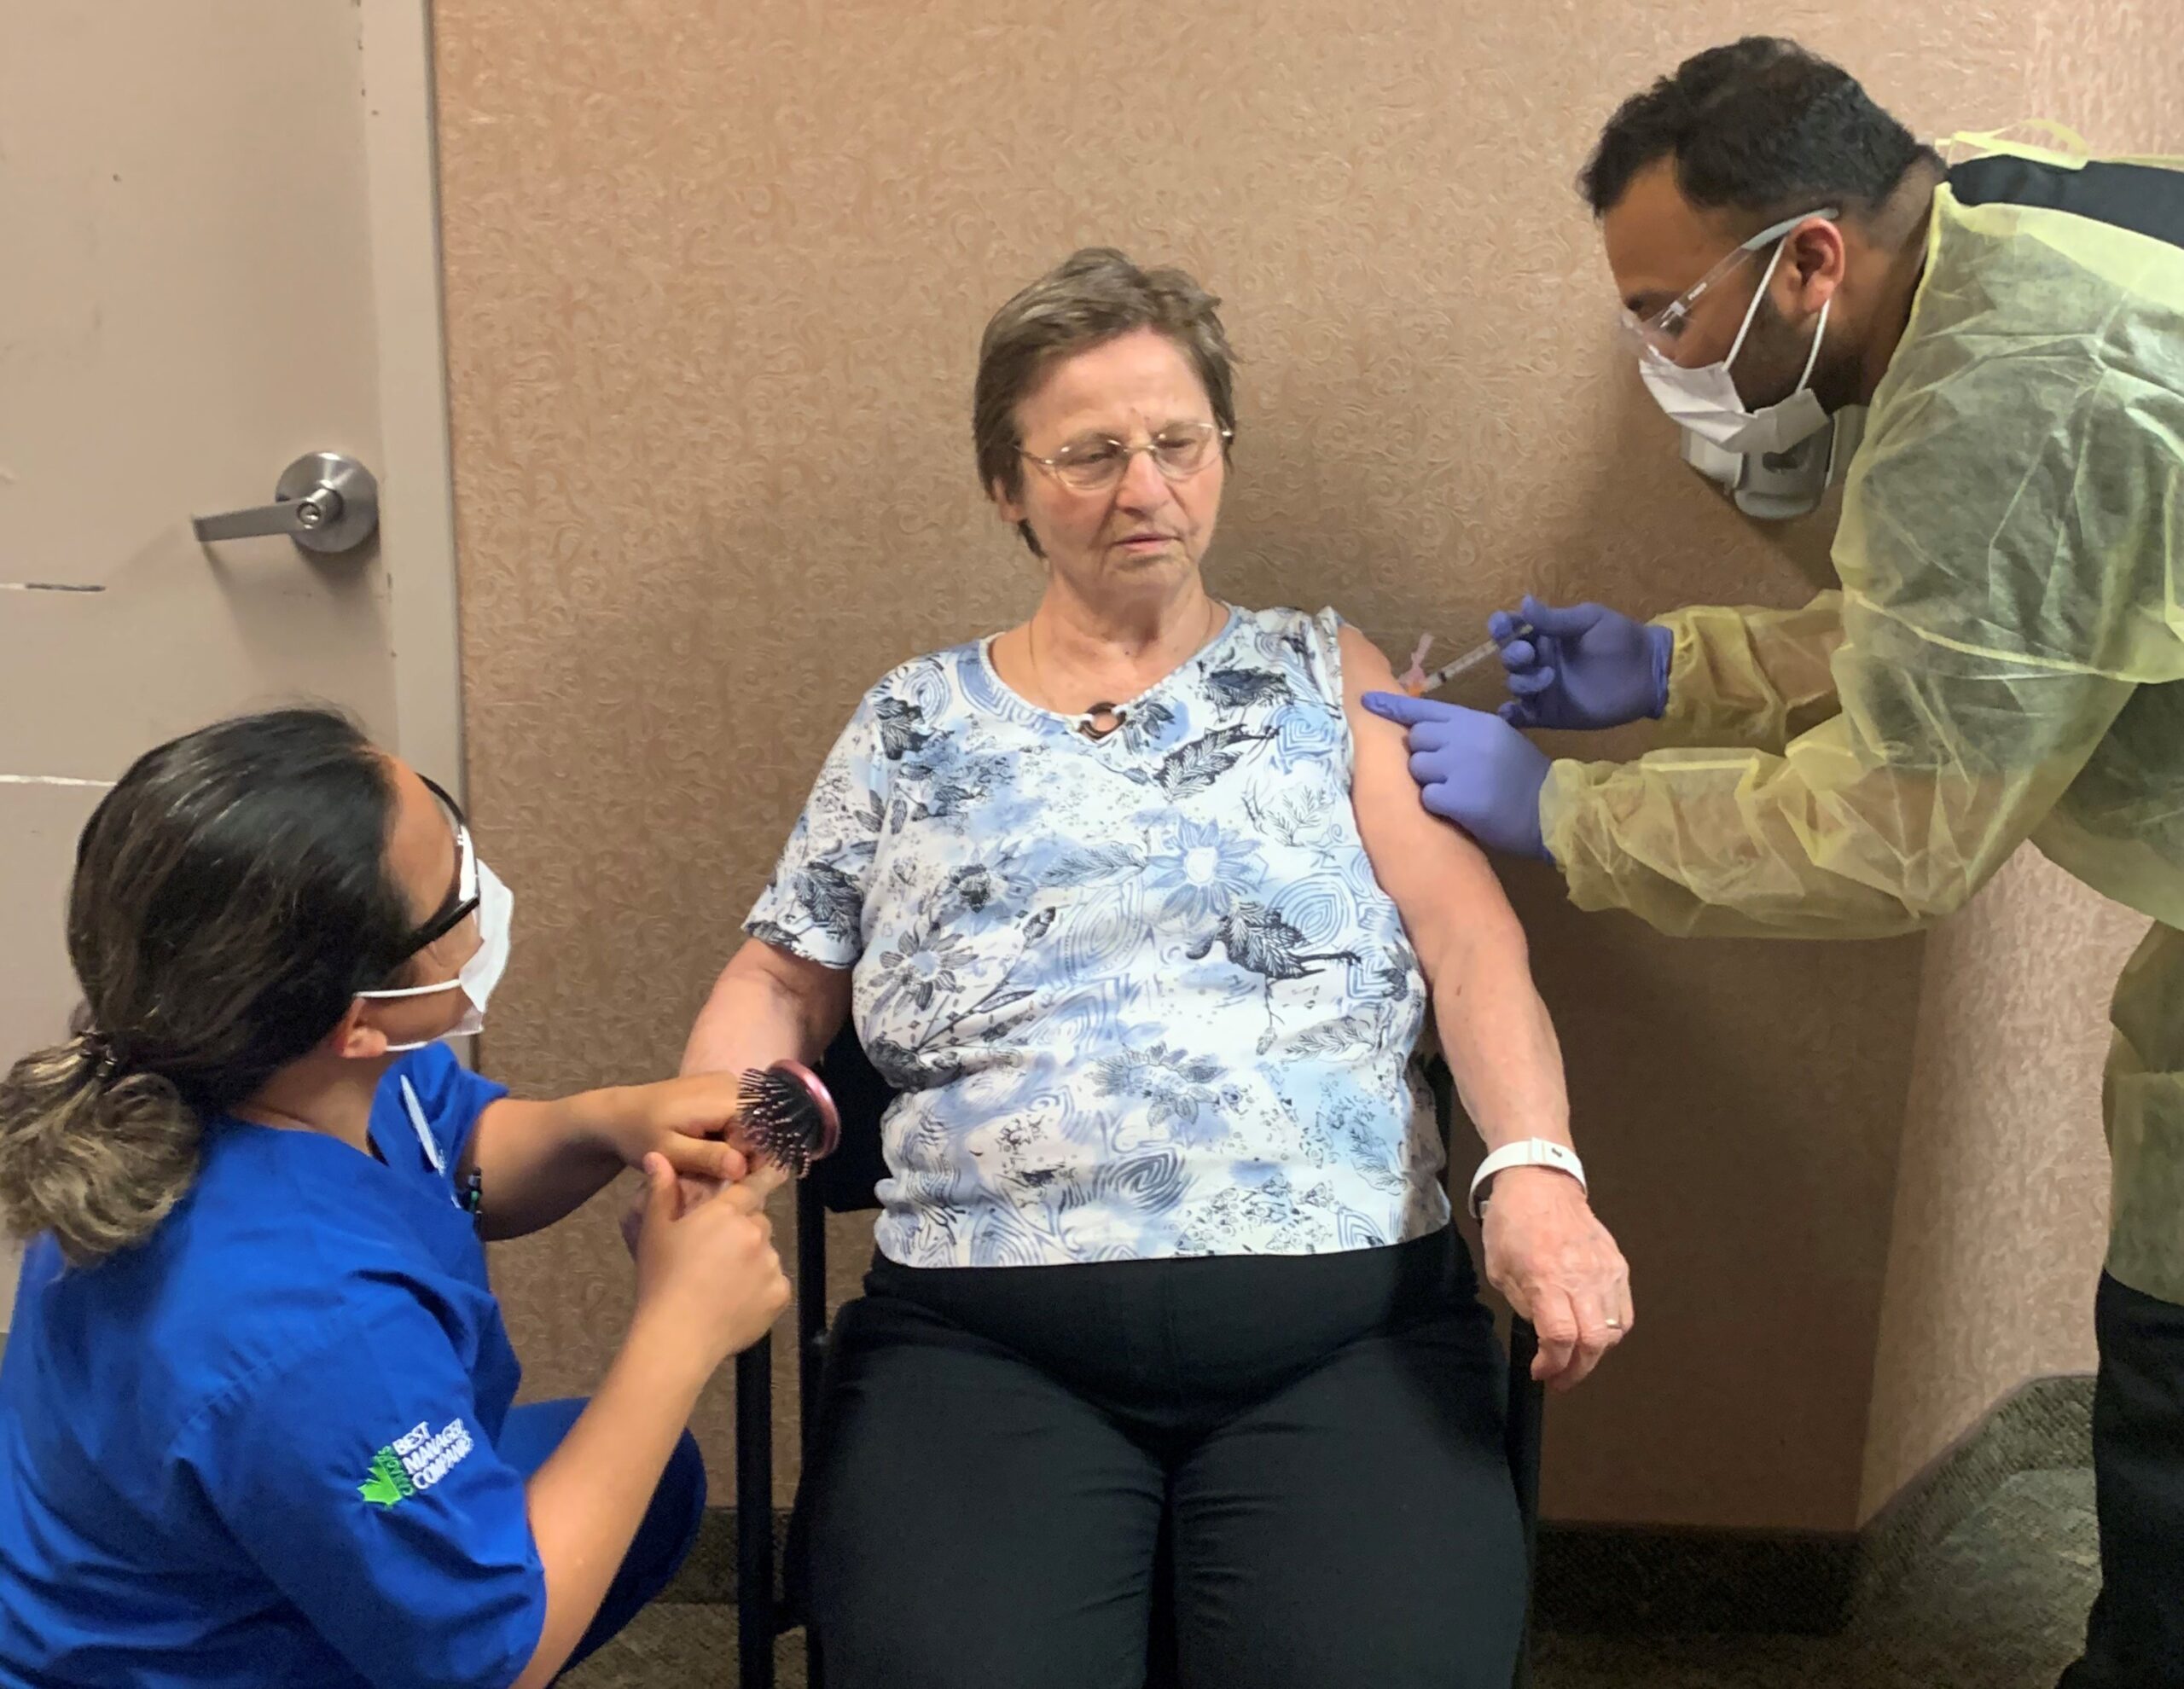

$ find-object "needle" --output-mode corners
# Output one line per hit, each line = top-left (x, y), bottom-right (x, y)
(1406, 623), (1532, 697)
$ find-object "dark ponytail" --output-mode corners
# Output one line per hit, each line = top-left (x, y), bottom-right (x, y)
(0, 709), (414, 1264)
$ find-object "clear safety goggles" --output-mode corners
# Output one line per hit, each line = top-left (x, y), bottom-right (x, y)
(1619, 207), (1838, 357)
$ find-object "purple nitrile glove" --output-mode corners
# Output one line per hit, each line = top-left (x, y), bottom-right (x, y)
(1357, 693), (1553, 862)
(1491, 595), (1672, 731)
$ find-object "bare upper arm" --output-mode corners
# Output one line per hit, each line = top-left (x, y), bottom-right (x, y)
(704, 937), (853, 1055)
(1335, 622), (1527, 981)
(729, 935), (849, 1000)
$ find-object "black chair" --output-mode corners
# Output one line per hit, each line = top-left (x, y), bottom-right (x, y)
(732, 1029), (1547, 1689)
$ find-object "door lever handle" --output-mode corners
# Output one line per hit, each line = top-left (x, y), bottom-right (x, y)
(193, 452), (378, 554)
(192, 485), (342, 542)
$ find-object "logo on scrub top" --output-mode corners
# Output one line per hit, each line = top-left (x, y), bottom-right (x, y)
(357, 1419), (475, 1508)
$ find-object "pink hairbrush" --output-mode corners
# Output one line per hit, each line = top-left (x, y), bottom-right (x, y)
(735, 1059), (840, 1178)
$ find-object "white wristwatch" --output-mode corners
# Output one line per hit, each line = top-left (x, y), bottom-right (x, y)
(1467, 1139), (1587, 1219)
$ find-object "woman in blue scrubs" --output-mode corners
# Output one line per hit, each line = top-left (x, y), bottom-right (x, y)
(0, 707), (790, 1687)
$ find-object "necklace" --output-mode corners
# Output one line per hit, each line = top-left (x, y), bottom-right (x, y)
(1026, 595), (1223, 740)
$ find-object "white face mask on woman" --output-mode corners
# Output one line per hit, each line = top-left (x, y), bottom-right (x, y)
(1638, 222), (1835, 456)
(354, 807), (514, 1053)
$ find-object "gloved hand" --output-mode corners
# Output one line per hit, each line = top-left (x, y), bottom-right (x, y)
(1356, 694), (1553, 862)
(1492, 595), (1673, 731)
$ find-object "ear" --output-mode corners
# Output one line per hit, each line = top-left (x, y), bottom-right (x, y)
(1786, 218), (1848, 312)
(990, 477), (1026, 528)
(328, 997), (392, 1061)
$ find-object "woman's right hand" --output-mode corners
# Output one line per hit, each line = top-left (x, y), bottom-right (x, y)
(1480, 1165), (1632, 1391)
(628, 1153), (791, 1369)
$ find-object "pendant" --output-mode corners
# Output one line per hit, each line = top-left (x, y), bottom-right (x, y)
(1078, 703), (1127, 740)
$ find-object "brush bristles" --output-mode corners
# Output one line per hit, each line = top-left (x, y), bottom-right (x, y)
(737, 1063), (837, 1177)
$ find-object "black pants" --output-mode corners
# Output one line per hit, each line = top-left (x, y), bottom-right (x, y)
(2060, 1273), (2184, 1689)
(793, 1228), (1525, 1689)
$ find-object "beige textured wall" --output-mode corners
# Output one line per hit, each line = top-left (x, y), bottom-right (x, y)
(1857, 859), (2145, 1519)
(433, 1), (2178, 1529)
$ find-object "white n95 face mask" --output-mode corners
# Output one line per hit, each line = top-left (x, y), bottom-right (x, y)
(1639, 231), (1834, 456)
(357, 860), (514, 1051)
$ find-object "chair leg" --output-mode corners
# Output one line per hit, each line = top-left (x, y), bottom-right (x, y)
(796, 1179), (829, 1466)
(796, 1177), (831, 1686)
(735, 1337), (775, 1689)
(1506, 1317), (1544, 1689)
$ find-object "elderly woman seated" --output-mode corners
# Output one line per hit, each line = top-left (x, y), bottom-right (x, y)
(683, 248), (1631, 1689)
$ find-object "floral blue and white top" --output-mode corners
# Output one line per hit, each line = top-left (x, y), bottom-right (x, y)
(746, 605), (1449, 1267)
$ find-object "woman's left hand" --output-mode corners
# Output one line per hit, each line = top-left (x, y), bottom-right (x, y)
(609, 1075), (777, 1259)
(621, 1156), (787, 1261)
(612, 1074), (753, 1186)
(1480, 1165), (1633, 1391)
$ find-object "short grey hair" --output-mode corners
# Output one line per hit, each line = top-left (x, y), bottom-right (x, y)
(973, 247), (1237, 554)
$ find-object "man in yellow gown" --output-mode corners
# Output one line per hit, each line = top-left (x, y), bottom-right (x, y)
(1367, 38), (2182, 1688)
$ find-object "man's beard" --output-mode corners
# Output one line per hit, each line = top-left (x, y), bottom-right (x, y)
(1735, 294), (1861, 415)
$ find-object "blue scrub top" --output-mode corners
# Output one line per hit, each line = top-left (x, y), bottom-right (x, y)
(0, 1047), (547, 1689)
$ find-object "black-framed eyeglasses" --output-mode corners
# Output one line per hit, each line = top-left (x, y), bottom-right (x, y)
(396, 775), (479, 961)
(1019, 421), (1232, 493)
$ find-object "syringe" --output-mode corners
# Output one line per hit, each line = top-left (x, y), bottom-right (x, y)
(1403, 623), (1532, 697)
